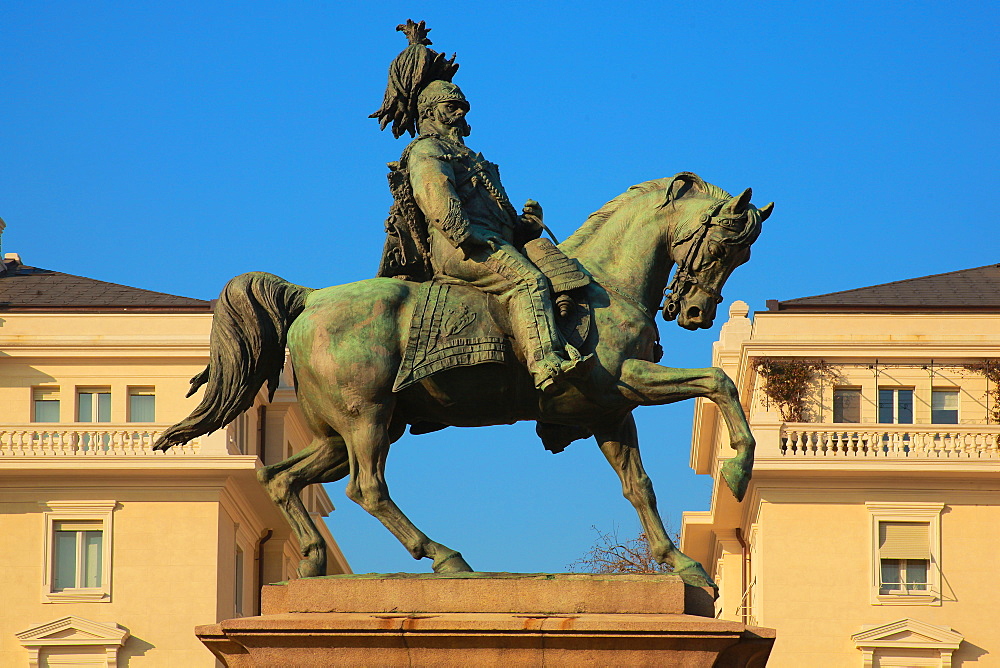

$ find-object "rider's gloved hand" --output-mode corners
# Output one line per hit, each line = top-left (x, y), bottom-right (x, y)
(519, 199), (544, 234)
(459, 232), (495, 260)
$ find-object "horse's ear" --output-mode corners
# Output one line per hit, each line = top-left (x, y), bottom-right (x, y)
(757, 201), (774, 222)
(723, 187), (752, 215)
(666, 172), (709, 203)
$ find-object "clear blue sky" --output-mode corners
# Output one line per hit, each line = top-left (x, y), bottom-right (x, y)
(3, 2), (997, 573)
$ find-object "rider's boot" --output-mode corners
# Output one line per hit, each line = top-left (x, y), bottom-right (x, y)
(514, 281), (592, 394)
(485, 242), (592, 393)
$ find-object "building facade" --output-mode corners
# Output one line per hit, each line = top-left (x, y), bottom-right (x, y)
(0, 251), (350, 667)
(682, 264), (1000, 667)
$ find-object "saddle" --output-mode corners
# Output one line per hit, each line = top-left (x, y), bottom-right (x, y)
(393, 278), (591, 393)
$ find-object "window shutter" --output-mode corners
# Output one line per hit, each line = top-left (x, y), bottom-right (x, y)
(932, 390), (959, 411)
(879, 522), (929, 559)
(834, 389), (861, 423)
(129, 388), (156, 422)
(33, 387), (60, 401)
(54, 520), (102, 532)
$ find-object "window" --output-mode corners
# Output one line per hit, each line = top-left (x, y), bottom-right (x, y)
(53, 521), (103, 590)
(878, 522), (929, 594)
(833, 388), (861, 423)
(235, 546), (245, 616)
(33, 387), (60, 423)
(77, 388), (111, 423)
(231, 411), (248, 454)
(878, 388), (913, 424)
(128, 387), (155, 422)
(931, 389), (959, 424)
(867, 502), (942, 606)
(42, 500), (116, 603)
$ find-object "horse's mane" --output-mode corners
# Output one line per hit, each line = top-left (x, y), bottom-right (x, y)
(560, 174), (732, 254)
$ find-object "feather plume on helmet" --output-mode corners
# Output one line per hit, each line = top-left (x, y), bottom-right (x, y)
(370, 20), (462, 139)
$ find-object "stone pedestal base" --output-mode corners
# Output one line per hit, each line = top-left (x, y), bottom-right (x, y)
(197, 573), (774, 667)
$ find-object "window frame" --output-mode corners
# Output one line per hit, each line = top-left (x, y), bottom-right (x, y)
(127, 386), (156, 423)
(52, 520), (104, 591)
(32, 386), (61, 423)
(866, 502), (943, 606)
(833, 387), (862, 423)
(76, 387), (112, 423)
(877, 387), (914, 425)
(931, 388), (959, 424)
(41, 500), (116, 603)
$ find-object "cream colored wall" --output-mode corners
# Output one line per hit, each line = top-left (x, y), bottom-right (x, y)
(746, 359), (990, 426)
(1, 307), (349, 666)
(0, 312), (213, 426)
(753, 490), (1000, 667)
(682, 302), (1000, 666)
(0, 494), (222, 667)
(2, 361), (206, 425)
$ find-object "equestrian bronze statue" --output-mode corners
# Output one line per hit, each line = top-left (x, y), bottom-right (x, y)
(154, 20), (772, 590)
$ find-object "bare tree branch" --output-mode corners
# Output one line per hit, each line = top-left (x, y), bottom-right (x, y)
(567, 526), (675, 574)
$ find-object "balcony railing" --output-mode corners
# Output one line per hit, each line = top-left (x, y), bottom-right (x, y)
(779, 423), (1000, 459)
(0, 425), (200, 456)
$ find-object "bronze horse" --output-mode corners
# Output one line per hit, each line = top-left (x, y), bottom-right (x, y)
(154, 172), (771, 588)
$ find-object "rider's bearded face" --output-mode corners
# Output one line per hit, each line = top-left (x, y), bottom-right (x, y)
(433, 101), (471, 137)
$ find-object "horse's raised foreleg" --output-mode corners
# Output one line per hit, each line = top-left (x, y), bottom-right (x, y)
(593, 415), (716, 590)
(619, 359), (755, 501)
(258, 434), (350, 577)
(343, 412), (472, 573)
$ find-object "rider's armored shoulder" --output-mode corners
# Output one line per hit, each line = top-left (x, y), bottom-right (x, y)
(406, 135), (448, 157)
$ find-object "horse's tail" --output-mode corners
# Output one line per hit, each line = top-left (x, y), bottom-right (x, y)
(153, 272), (313, 451)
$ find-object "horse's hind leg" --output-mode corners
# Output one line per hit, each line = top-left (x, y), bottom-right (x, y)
(593, 414), (716, 590)
(258, 434), (350, 577)
(343, 411), (472, 573)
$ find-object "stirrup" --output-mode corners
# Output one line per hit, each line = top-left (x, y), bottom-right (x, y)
(534, 346), (594, 394)
(562, 344), (595, 377)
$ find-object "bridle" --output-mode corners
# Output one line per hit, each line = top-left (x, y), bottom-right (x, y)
(660, 197), (747, 321)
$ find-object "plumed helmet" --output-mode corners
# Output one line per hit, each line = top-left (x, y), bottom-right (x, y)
(417, 80), (469, 116)
(370, 20), (461, 139)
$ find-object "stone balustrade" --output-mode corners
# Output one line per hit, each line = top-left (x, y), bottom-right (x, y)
(0, 424), (200, 456)
(777, 423), (1000, 459)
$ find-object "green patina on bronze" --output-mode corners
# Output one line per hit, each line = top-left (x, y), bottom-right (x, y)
(154, 21), (773, 592)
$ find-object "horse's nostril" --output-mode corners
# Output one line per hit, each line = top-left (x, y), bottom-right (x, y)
(686, 305), (702, 320)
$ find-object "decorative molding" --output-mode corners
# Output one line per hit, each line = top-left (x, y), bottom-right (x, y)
(16, 615), (128, 668)
(866, 503), (943, 607)
(852, 617), (963, 668)
(40, 501), (117, 604)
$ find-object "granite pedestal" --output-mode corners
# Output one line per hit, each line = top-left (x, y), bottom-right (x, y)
(197, 573), (774, 667)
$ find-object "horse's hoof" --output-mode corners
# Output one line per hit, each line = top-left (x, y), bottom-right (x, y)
(721, 457), (750, 502)
(297, 549), (327, 578)
(674, 562), (719, 595)
(432, 551), (473, 573)
(297, 561), (325, 578)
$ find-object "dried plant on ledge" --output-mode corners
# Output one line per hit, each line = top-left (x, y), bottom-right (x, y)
(962, 360), (1000, 424)
(567, 526), (674, 574)
(752, 357), (834, 423)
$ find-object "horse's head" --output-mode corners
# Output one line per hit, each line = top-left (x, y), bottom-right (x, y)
(661, 173), (771, 330)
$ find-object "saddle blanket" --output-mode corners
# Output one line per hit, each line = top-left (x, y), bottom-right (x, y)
(393, 281), (509, 392)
